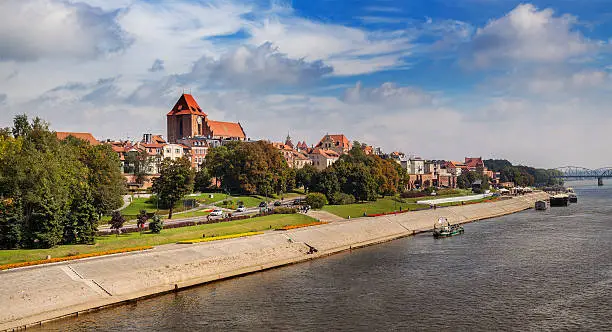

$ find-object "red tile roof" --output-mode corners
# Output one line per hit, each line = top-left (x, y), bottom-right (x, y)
(167, 94), (207, 116)
(316, 134), (351, 149)
(207, 120), (246, 139)
(465, 157), (484, 169)
(56, 132), (99, 145)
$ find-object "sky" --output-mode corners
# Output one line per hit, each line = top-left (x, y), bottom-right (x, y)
(1, 0), (611, 169)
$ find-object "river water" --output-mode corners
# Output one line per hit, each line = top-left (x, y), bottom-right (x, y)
(36, 183), (611, 331)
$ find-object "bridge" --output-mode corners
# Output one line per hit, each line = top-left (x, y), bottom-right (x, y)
(553, 166), (612, 186)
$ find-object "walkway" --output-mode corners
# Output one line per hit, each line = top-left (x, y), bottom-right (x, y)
(306, 210), (345, 222)
(417, 193), (492, 205)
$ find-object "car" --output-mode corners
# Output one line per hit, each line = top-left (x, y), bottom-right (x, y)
(258, 201), (268, 208)
(292, 199), (303, 206)
(210, 209), (223, 216)
(236, 206), (246, 212)
(273, 201), (282, 206)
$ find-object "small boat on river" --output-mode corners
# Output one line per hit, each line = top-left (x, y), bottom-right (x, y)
(535, 200), (548, 211)
(433, 217), (464, 238)
(568, 193), (578, 203)
(550, 194), (569, 207)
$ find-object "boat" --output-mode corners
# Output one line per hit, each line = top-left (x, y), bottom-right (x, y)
(433, 217), (464, 238)
(568, 193), (578, 203)
(535, 200), (548, 211)
(550, 194), (569, 207)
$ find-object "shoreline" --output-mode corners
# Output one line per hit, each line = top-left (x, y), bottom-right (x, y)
(0, 192), (547, 331)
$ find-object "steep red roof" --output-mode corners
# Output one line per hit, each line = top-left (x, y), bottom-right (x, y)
(465, 157), (484, 169)
(207, 120), (246, 139)
(316, 134), (351, 149)
(167, 94), (207, 116)
(56, 132), (99, 145)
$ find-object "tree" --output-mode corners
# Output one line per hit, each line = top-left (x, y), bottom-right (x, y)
(305, 192), (328, 209)
(109, 211), (126, 233)
(194, 167), (212, 192)
(149, 215), (163, 233)
(125, 149), (152, 185)
(0, 198), (23, 249)
(137, 209), (149, 230)
(152, 157), (194, 219)
(296, 164), (318, 192)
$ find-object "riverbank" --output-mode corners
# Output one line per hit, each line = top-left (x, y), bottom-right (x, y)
(0, 192), (547, 331)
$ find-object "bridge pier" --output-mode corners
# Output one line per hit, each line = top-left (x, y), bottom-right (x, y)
(598, 177), (603, 186)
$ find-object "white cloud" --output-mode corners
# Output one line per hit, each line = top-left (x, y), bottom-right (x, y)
(0, 0), (130, 61)
(343, 82), (433, 107)
(248, 16), (413, 75)
(467, 4), (596, 67)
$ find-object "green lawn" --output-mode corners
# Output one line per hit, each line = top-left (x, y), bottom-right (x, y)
(0, 214), (316, 265)
(321, 191), (484, 219)
(322, 197), (429, 219)
(190, 193), (230, 205)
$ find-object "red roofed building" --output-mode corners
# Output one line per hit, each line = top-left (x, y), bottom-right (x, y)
(308, 148), (340, 170)
(464, 157), (485, 171)
(56, 132), (99, 146)
(316, 134), (352, 155)
(167, 94), (246, 143)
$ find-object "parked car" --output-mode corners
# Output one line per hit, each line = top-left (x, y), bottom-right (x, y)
(236, 205), (246, 212)
(273, 201), (282, 206)
(210, 209), (223, 216)
(258, 201), (268, 208)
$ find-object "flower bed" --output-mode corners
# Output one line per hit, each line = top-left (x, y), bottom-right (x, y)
(176, 231), (264, 244)
(275, 221), (328, 231)
(367, 209), (412, 217)
(0, 246), (153, 271)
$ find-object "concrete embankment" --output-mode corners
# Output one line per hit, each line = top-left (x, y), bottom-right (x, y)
(0, 192), (548, 331)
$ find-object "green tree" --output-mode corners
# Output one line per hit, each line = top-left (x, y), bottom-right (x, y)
(125, 149), (152, 184)
(0, 198), (23, 249)
(149, 215), (163, 233)
(296, 164), (318, 192)
(194, 167), (213, 192)
(152, 157), (194, 219)
(305, 192), (328, 209)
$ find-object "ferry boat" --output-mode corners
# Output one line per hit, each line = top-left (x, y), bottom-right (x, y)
(535, 200), (548, 211)
(550, 194), (569, 207)
(433, 217), (464, 238)
(568, 193), (578, 203)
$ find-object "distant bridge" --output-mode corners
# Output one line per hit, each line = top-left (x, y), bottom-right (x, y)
(553, 166), (612, 186)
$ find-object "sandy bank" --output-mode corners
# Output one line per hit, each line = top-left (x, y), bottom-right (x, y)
(0, 192), (548, 331)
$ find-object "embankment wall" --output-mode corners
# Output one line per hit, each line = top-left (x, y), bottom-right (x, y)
(0, 192), (548, 331)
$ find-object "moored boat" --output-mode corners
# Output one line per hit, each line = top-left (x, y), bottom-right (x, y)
(535, 200), (548, 211)
(433, 217), (464, 238)
(550, 194), (569, 207)
(568, 193), (578, 203)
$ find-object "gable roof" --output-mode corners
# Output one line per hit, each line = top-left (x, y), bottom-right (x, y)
(465, 157), (484, 168)
(316, 134), (351, 149)
(207, 120), (246, 139)
(56, 132), (99, 145)
(167, 94), (207, 116)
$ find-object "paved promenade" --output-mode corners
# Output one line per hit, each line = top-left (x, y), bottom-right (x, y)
(0, 192), (547, 331)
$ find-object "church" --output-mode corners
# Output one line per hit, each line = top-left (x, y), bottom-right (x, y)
(166, 94), (246, 143)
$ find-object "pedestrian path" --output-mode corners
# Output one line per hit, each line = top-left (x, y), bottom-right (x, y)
(306, 210), (345, 222)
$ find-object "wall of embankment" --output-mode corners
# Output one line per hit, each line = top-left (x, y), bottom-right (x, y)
(0, 192), (548, 331)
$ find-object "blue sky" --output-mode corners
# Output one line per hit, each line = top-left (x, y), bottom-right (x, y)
(1, 0), (611, 167)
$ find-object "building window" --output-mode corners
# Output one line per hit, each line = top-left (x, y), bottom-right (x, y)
(175, 149), (180, 154)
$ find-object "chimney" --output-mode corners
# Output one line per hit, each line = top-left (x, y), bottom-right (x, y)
(143, 133), (152, 144)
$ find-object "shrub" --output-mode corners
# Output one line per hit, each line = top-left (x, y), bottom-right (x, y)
(149, 215), (163, 233)
(136, 209), (149, 229)
(400, 191), (428, 199)
(329, 192), (356, 205)
(109, 211), (126, 231)
(305, 192), (327, 209)
(273, 207), (297, 214)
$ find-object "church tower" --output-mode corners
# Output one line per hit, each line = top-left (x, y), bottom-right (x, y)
(284, 132), (294, 149)
(166, 94), (207, 143)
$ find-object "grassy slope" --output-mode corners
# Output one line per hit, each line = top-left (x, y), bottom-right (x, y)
(321, 191), (475, 219)
(0, 214), (316, 265)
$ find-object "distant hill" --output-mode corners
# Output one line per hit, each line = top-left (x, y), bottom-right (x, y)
(484, 159), (562, 187)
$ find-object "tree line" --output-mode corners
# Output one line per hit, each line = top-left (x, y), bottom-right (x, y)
(484, 159), (563, 187)
(0, 115), (125, 249)
(203, 141), (409, 204)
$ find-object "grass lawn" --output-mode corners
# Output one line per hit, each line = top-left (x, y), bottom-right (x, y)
(189, 193), (230, 205)
(322, 197), (429, 219)
(0, 214), (316, 265)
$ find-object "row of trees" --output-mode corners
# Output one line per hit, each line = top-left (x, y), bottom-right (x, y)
(203, 141), (409, 204)
(484, 159), (563, 187)
(0, 116), (125, 249)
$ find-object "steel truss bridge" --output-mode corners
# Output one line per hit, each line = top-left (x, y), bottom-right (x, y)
(553, 166), (612, 185)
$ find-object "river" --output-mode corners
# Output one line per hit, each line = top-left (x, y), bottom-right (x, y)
(35, 182), (611, 331)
